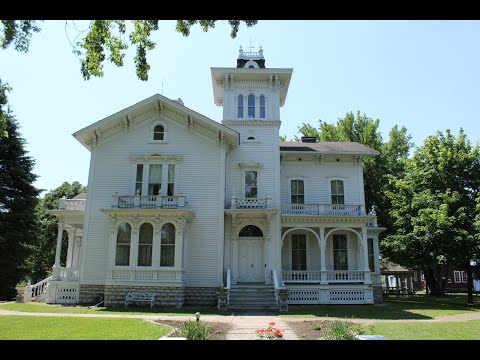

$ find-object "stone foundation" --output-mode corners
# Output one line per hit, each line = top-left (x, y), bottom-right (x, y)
(79, 284), (105, 305)
(185, 287), (218, 306)
(373, 285), (383, 304)
(104, 285), (185, 307)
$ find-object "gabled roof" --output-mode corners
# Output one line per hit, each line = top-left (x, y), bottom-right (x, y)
(73, 94), (239, 151)
(280, 141), (379, 156)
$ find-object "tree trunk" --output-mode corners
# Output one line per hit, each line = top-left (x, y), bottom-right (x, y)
(424, 265), (446, 296)
(467, 263), (474, 305)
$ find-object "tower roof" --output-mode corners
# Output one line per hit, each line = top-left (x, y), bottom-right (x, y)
(237, 45), (265, 68)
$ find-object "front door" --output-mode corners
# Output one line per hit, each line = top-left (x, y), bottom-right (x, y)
(238, 238), (264, 282)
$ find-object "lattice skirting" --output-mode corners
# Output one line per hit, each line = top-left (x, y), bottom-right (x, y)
(287, 287), (373, 304)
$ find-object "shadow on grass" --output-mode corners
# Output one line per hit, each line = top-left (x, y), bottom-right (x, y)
(94, 305), (232, 316)
(284, 295), (480, 320)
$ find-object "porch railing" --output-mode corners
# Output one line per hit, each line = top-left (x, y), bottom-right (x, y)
(26, 276), (52, 301)
(111, 268), (184, 281)
(112, 194), (187, 209)
(230, 196), (272, 209)
(58, 267), (80, 281)
(59, 198), (86, 211)
(280, 204), (365, 216)
(282, 270), (367, 283)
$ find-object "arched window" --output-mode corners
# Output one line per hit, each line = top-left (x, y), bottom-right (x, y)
(138, 223), (153, 266)
(248, 94), (255, 118)
(153, 125), (164, 141)
(238, 95), (243, 118)
(331, 180), (345, 204)
(160, 223), (175, 266)
(239, 225), (263, 237)
(115, 223), (131, 266)
(260, 95), (265, 118)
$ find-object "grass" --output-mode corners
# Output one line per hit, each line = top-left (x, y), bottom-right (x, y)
(363, 320), (480, 340)
(0, 302), (227, 316)
(283, 294), (480, 319)
(0, 315), (171, 340)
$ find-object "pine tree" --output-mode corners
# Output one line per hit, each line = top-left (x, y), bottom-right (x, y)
(0, 111), (39, 299)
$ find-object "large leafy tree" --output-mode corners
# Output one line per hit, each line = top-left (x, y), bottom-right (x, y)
(0, 109), (39, 300)
(1, 20), (258, 81)
(384, 129), (480, 303)
(296, 111), (413, 236)
(26, 181), (87, 283)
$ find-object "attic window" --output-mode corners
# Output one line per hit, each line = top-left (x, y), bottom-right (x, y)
(247, 136), (255, 140)
(154, 125), (164, 141)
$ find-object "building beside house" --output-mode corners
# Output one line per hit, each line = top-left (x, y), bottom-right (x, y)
(30, 47), (386, 309)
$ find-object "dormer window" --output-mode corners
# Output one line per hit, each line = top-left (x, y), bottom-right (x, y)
(154, 125), (164, 140)
(260, 95), (265, 118)
(248, 94), (255, 118)
(238, 95), (243, 118)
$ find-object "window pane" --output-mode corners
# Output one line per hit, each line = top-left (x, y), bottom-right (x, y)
(138, 223), (153, 265)
(149, 164), (162, 183)
(137, 245), (152, 266)
(238, 95), (243, 118)
(292, 234), (306, 271)
(139, 223), (153, 244)
(291, 180), (297, 194)
(115, 246), (130, 266)
(161, 223), (175, 245)
(153, 125), (164, 141)
(117, 223), (131, 244)
(168, 164), (175, 183)
(160, 246), (175, 266)
(136, 164), (143, 182)
(245, 171), (258, 198)
(368, 238), (374, 272)
(260, 95), (265, 118)
(248, 94), (255, 118)
(333, 234), (348, 270)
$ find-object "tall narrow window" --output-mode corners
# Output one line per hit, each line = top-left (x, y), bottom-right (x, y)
(138, 223), (153, 266)
(238, 95), (243, 118)
(461, 271), (468, 283)
(115, 223), (131, 266)
(245, 171), (258, 198)
(454, 271), (461, 283)
(148, 164), (162, 195)
(331, 180), (345, 204)
(167, 164), (175, 196)
(367, 238), (375, 272)
(291, 179), (304, 204)
(135, 164), (143, 195)
(153, 125), (164, 140)
(260, 95), (265, 118)
(160, 223), (175, 266)
(333, 234), (348, 270)
(248, 94), (255, 118)
(291, 234), (307, 270)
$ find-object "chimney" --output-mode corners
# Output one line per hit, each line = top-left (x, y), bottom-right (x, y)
(301, 136), (317, 143)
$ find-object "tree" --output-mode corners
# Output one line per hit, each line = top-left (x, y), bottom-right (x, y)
(296, 111), (413, 236)
(0, 79), (11, 138)
(1, 20), (258, 81)
(26, 181), (87, 282)
(384, 129), (480, 303)
(0, 111), (39, 300)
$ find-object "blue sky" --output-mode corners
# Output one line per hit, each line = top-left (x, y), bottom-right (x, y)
(1, 20), (480, 194)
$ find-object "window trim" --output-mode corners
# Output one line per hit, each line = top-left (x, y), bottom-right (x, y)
(149, 121), (168, 143)
(115, 221), (132, 267)
(454, 270), (461, 283)
(328, 177), (346, 205)
(237, 94), (244, 119)
(461, 271), (468, 283)
(131, 158), (180, 196)
(239, 163), (263, 199)
(291, 233), (308, 271)
(289, 178), (305, 205)
(160, 222), (176, 267)
(247, 94), (255, 119)
(137, 222), (154, 267)
(331, 233), (349, 271)
(259, 94), (266, 119)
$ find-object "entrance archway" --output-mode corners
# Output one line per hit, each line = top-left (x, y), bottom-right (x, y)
(238, 225), (264, 283)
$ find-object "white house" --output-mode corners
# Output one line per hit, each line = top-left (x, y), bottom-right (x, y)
(32, 47), (385, 309)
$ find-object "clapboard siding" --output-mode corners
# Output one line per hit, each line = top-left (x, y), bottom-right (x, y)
(280, 159), (364, 205)
(82, 114), (224, 286)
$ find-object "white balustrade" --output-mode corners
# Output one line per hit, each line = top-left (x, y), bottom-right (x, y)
(282, 270), (367, 283)
(111, 269), (184, 281)
(28, 276), (52, 300)
(112, 194), (187, 209)
(281, 204), (363, 216)
(58, 267), (80, 281)
(230, 196), (271, 209)
(59, 198), (86, 211)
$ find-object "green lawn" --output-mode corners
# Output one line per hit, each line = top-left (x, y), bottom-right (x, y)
(283, 295), (480, 319)
(363, 320), (480, 340)
(0, 316), (171, 340)
(0, 302), (227, 316)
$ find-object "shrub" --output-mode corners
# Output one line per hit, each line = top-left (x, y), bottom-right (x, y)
(176, 320), (212, 340)
(318, 319), (363, 340)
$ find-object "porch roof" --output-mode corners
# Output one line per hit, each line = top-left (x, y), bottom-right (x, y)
(280, 141), (379, 156)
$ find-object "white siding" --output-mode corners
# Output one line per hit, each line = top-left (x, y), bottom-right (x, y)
(82, 114), (224, 286)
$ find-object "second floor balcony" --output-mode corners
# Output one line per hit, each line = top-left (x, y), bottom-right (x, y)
(112, 194), (187, 209)
(281, 203), (366, 216)
(229, 195), (273, 209)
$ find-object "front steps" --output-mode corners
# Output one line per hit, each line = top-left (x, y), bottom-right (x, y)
(228, 283), (278, 311)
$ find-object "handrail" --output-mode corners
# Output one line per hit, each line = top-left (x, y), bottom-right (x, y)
(226, 268), (231, 305)
(272, 269), (280, 303)
(26, 275), (52, 301)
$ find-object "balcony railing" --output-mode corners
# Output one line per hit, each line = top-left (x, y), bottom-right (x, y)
(281, 204), (365, 216)
(112, 194), (187, 209)
(230, 196), (272, 209)
(282, 270), (368, 284)
(59, 198), (86, 211)
(52, 266), (80, 281)
(111, 268), (184, 281)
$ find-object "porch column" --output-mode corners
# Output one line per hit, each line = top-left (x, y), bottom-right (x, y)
(373, 236), (380, 275)
(319, 226), (327, 284)
(52, 222), (65, 280)
(66, 228), (76, 268)
(232, 237), (238, 284)
(107, 219), (117, 280)
(129, 224), (139, 280)
(174, 220), (186, 280)
(361, 227), (371, 284)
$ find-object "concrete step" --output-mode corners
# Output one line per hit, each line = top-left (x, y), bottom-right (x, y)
(228, 305), (279, 311)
